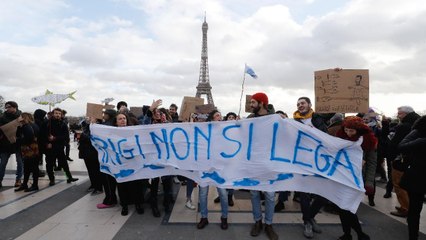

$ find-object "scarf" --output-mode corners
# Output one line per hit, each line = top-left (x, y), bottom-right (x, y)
(293, 109), (314, 120)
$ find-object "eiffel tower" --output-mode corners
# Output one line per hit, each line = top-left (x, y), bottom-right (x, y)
(195, 15), (214, 106)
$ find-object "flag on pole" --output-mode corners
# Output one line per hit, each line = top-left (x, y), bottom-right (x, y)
(245, 65), (258, 79)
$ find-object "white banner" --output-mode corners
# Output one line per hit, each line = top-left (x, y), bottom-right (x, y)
(90, 114), (365, 212)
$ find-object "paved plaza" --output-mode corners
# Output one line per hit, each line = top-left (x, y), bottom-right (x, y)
(0, 142), (425, 240)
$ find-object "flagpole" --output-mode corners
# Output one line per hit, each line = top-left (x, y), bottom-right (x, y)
(238, 64), (247, 118)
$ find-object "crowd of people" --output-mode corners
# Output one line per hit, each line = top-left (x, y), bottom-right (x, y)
(0, 94), (425, 240)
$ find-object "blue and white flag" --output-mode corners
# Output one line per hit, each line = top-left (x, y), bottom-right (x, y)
(245, 65), (258, 79)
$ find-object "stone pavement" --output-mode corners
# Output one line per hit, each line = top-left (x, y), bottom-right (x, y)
(0, 142), (425, 240)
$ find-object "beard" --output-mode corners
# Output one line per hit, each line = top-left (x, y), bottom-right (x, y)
(252, 106), (261, 114)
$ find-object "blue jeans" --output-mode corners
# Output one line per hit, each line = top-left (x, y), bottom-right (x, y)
(0, 151), (23, 182)
(199, 186), (228, 218)
(251, 190), (275, 225)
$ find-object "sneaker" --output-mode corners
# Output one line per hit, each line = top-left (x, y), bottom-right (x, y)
(265, 224), (278, 240)
(274, 201), (285, 212)
(197, 218), (209, 229)
(96, 203), (115, 209)
(310, 219), (322, 233)
(185, 200), (196, 210)
(303, 222), (314, 238)
(250, 220), (263, 236)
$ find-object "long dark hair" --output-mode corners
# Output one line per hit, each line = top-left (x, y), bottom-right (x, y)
(206, 110), (220, 122)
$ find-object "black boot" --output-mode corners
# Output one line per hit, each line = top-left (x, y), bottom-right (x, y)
(121, 205), (128, 216)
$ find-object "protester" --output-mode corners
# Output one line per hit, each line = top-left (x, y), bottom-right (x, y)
(213, 111), (238, 207)
(15, 113), (40, 192)
(388, 106), (420, 217)
(78, 118), (103, 195)
(40, 108), (78, 186)
(33, 109), (47, 178)
(197, 109), (229, 230)
(398, 115), (426, 240)
(0, 101), (23, 188)
(293, 96), (327, 239)
(141, 99), (174, 217)
(335, 116), (376, 240)
(114, 113), (146, 216)
(96, 109), (119, 209)
(247, 92), (278, 240)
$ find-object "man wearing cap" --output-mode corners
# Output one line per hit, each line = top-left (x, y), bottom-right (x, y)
(0, 101), (23, 188)
(247, 92), (278, 240)
(293, 96), (328, 239)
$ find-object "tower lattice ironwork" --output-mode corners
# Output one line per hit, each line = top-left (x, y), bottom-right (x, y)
(195, 15), (214, 106)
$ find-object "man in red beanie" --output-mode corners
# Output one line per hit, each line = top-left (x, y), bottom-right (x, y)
(249, 92), (269, 117)
(293, 96), (328, 239)
(247, 92), (278, 240)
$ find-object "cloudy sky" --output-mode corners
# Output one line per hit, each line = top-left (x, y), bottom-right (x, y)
(1, 0), (425, 117)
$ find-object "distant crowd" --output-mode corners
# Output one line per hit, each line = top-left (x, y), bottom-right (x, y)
(0, 94), (425, 240)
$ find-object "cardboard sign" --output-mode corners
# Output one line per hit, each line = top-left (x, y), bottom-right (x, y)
(195, 104), (216, 114)
(179, 96), (204, 122)
(104, 104), (115, 110)
(314, 69), (369, 113)
(0, 118), (20, 143)
(129, 107), (143, 118)
(245, 95), (252, 113)
(86, 103), (104, 120)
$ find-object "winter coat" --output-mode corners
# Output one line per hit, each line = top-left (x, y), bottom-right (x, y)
(398, 115), (426, 194)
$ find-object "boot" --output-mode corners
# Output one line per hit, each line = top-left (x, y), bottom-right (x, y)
(228, 194), (234, 206)
(368, 195), (375, 206)
(14, 179), (22, 187)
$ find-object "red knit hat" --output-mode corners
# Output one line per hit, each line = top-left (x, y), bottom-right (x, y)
(251, 92), (268, 106)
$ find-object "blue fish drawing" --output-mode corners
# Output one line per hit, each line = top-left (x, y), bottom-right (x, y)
(201, 171), (225, 184)
(143, 164), (165, 170)
(233, 178), (260, 186)
(100, 165), (111, 173)
(269, 173), (294, 184)
(113, 169), (134, 178)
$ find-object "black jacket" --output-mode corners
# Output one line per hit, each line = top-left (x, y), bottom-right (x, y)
(40, 118), (69, 150)
(389, 111), (421, 163)
(398, 115), (426, 193)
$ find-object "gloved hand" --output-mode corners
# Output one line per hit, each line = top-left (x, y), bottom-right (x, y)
(364, 184), (375, 195)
